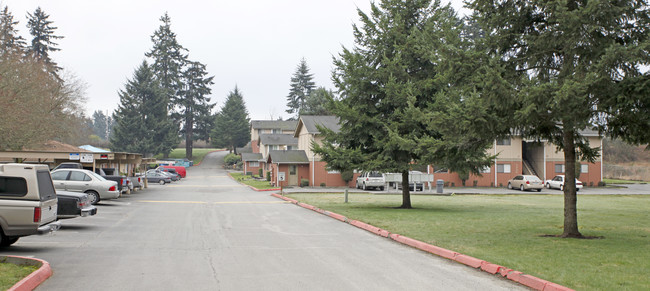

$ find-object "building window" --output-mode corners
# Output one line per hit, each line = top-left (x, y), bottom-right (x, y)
(497, 164), (511, 173)
(480, 166), (490, 173)
(287, 146), (296, 150)
(555, 164), (565, 173)
(289, 165), (297, 175)
(249, 161), (259, 167)
(273, 129), (282, 134)
(581, 164), (589, 173)
(496, 138), (511, 146)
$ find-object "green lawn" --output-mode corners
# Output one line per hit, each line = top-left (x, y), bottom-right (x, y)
(154, 148), (223, 165)
(285, 193), (650, 291)
(604, 178), (648, 184)
(0, 262), (38, 290)
(230, 172), (278, 190)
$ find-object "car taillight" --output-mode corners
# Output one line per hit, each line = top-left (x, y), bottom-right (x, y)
(77, 200), (86, 208)
(577, 182), (582, 185)
(109, 185), (116, 191)
(526, 181), (530, 184)
(34, 207), (41, 222)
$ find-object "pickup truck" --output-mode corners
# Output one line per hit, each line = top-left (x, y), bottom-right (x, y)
(0, 163), (61, 247)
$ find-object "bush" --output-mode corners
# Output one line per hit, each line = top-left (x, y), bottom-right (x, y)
(320, 183), (326, 187)
(301, 179), (309, 187)
(266, 172), (271, 181)
(340, 170), (354, 183)
(258, 168), (263, 177)
(598, 180), (606, 187)
(224, 153), (241, 166)
(473, 180), (478, 187)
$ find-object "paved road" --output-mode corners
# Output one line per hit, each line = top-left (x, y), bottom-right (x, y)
(1, 151), (524, 290)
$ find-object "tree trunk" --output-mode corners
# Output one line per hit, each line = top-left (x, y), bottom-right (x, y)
(400, 171), (412, 209)
(185, 117), (193, 160)
(562, 129), (582, 238)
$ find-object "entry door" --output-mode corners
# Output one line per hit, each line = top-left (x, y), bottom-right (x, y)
(289, 165), (298, 186)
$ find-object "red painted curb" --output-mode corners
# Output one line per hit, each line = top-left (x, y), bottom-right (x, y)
(517, 274), (551, 291)
(480, 261), (505, 275)
(349, 220), (391, 237)
(454, 254), (485, 269)
(4, 256), (52, 291)
(543, 282), (575, 291)
(297, 202), (317, 211)
(270, 193), (298, 203)
(324, 211), (348, 222)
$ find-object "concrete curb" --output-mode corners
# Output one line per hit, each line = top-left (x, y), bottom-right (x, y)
(270, 193), (575, 291)
(2, 255), (52, 291)
(226, 172), (281, 192)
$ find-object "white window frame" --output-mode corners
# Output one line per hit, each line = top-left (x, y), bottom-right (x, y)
(249, 161), (259, 167)
(555, 164), (565, 173)
(497, 164), (511, 173)
(581, 164), (589, 173)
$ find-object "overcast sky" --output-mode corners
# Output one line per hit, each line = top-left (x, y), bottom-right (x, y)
(3, 0), (468, 121)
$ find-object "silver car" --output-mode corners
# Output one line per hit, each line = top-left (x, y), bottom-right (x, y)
(507, 175), (544, 192)
(51, 169), (120, 205)
(356, 172), (385, 190)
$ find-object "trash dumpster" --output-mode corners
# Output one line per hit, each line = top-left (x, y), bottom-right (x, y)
(436, 179), (444, 194)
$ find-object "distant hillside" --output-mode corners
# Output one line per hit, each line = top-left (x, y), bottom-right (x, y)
(603, 138), (650, 181)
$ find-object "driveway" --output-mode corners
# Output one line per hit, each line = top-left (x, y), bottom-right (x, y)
(0, 151), (524, 290)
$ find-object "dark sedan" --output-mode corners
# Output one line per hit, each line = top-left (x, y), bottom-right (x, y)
(56, 191), (98, 219)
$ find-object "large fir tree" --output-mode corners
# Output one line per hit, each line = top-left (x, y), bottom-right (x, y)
(211, 86), (251, 154)
(0, 6), (26, 56)
(146, 12), (186, 156)
(314, 0), (499, 208)
(302, 87), (333, 115)
(470, 0), (650, 238)
(179, 60), (215, 159)
(111, 61), (174, 156)
(285, 58), (315, 118)
(26, 7), (62, 79)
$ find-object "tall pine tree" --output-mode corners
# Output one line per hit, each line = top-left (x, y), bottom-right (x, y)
(111, 61), (174, 157)
(146, 12), (186, 156)
(179, 60), (215, 159)
(285, 58), (315, 118)
(211, 86), (251, 154)
(26, 7), (62, 79)
(0, 6), (26, 56)
(470, 0), (650, 238)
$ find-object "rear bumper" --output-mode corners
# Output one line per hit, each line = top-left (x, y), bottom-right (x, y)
(37, 221), (61, 235)
(80, 206), (98, 217)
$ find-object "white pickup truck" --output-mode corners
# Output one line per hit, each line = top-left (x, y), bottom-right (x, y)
(0, 163), (61, 247)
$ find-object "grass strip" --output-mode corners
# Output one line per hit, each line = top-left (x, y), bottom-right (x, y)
(0, 262), (38, 290)
(230, 172), (278, 190)
(603, 178), (648, 184)
(285, 193), (650, 291)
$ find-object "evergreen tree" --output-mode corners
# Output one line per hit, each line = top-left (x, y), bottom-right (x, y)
(146, 12), (186, 156)
(302, 87), (333, 115)
(110, 61), (174, 156)
(0, 6), (26, 56)
(179, 60), (215, 159)
(211, 86), (251, 154)
(26, 7), (62, 79)
(285, 58), (315, 118)
(314, 0), (497, 208)
(470, 0), (650, 237)
(92, 110), (108, 140)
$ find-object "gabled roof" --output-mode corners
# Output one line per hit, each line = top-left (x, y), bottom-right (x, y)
(294, 115), (340, 137)
(259, 134), (298, 146)
(241, 153), (263, 162)
(251, 120), (298, 131)
(267, 150), (309, 164)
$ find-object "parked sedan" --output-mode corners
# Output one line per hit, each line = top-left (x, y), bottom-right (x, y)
(56, 191), (97, 219)
(545, 175), (583, 191)
(145, 171), (172, 185)
(507, 175), (544, 192)
(51, 169), (120, 205)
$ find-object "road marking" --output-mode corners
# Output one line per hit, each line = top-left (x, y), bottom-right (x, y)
(138, 200), (290, 205)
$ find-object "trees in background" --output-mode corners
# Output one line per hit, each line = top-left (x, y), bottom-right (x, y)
(179, 61), (214, 159)
(0, 5), (88, 150)
(211, 86), (251, 154)
(470, 0), (650, 238)
(110, 61), (175, 156)
(302, 87), (333, 115)
(285, 58), (315, 118)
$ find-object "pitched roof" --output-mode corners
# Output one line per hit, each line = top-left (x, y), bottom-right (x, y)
(259, 134), (298, 145)
(241, 153), (263, 162)
(250, 120), (298, 131)
(295, 115), (340, 137)
(267, 150), (309, 164)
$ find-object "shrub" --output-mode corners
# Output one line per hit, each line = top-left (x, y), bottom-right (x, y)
(320, 183), (326, 187)
(258, 168), (263, 177)
(224, 153), (241, 166)
(266, 172), (271, 181)
(598, 180), (606, 187)
(340, 170), (354, 183)
(301, 179), (309, 187)
(451, 182), (455, 187)
(473, 180), (478, 187)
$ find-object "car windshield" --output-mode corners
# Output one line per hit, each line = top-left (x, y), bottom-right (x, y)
(369, 172), (382, 177)
(88, 171), (107, 181)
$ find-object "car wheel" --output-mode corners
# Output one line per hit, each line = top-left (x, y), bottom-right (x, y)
(507, 182), (512, 189)
(0, 232), (19, 247)
(159, 180), (165, 185)
(379, 186), (384, 191)
(86, 191), (100, 205)
(520, 184), (525, 191)
(362, 183), (367, 190)
(546, 183), (551, 189)
(560, 185), (564, 191)
(537, 189), (542, 192)
(356, 182), (360, 189)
